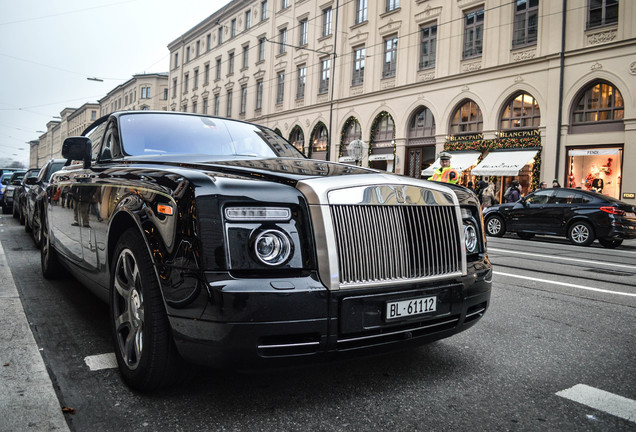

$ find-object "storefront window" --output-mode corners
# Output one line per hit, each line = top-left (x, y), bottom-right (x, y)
(567, 147), (622, 199)
(312, 124), (328, 153)
(572, 81), (624, 124)
(289, 126), (304, 154)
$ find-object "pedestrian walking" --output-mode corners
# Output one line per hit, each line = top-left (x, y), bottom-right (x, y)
(480, 182), (497, 209)
(503, 180), (521, 203)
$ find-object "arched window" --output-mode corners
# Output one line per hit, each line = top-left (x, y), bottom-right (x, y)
(373, 114), (394, 142)
(570, 80), (624, 133)
(450, 100), (482, 134)
(408, 106), (436, 138)
(342, 118), (362, 145)
(572, 80), (624, 124)
(273, 128), (283, 137)
(500, 92), (540, 130)
(289, 126), (304, 153)
(312, 124), (328, 153)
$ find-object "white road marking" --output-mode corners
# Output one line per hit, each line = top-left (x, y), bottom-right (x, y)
(488, 248), (636, 270)
(494, 271), (636, 297)
(556, 384), (636, 423)
(84, 353), (117, 371)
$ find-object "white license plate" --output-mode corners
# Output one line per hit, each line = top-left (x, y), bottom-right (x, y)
(386, 296), (437, 321)
(625, 212), (635, 218)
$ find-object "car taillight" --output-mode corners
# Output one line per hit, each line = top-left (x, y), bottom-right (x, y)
(600, 206), (624, 215)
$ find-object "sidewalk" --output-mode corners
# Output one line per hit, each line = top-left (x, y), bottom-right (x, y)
(0, 242), (69, 432)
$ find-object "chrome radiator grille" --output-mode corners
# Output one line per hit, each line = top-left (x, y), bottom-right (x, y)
(330, 204), (462, 286)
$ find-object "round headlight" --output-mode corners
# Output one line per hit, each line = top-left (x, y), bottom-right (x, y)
(253, 230), (292, 266)
(464, 223), (478, 253)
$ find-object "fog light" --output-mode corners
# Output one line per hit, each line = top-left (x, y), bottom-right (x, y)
(464, 223), (478, 253)
(254, 230), (292, 265)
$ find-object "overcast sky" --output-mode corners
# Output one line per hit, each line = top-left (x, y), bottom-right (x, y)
(0, 0), (230, 166)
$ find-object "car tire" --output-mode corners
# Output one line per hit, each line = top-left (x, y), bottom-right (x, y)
(486, 215), (506, 237)
(12, 203), (18, 219)
(568, 221), (594, 246)
(32, 206), (42, 248)
(110, 228), (188, 392)
(598, 238), (623, 249)
(41, 213), (65, 279)
(517, 232), (535, 240)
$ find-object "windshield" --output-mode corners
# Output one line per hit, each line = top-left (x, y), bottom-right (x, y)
(118, 113), (304, 159)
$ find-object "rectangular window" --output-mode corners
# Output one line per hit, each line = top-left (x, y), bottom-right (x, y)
(206, 34), (211, 51)
(323, 8), (332, 36)
(91, 110), (97, 121)
(256, 80), (263, 110)
(383, 36), (398, 78)
(196, 40), (200, 57)
(352, 46), (365, 86)
(218, 27), (223, 46)
(226, 90), (233, 117)
(299, 18), (308, 46)
(125, 94), (129, 106)
(463, 8), (484, 59)
(588, 0), (618, 29)
(215, 58), (222, 80)
(261, 1), (268, 21)
(319, 58), (330, 93)
(204, 64), (210, 84)
(242, 45), (249, 69)
(163, 88), (168, 100)
(231, 19), (236, 38)
(172, 79), (177, 98)
(203, 98), (208, 114)
(192, 101), (197, 114)
(240, 85), (248, 114)
(245, 10), (251, 30)
(281, 0), (289, 9)
(297, 65), (306, 99)
(228, 52), (235, 75)
(276, 72), (285, 104)
(184, 74), (189, 92)
(174, 52), (179, 69)
(186, 46), (190, 62)
(258, 37), (266, 61)
(356, 0), (368, 24)
(141, 87), (151, 99)
(513, 0), (538, 47)
(419, 24), (437, 69)
(279, 28), (287, 54)
(386, 0), (399, 12)
(214, 94), (220, 116)
(194, 69), (199, 89)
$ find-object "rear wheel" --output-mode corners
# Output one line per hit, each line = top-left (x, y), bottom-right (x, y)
(41, 213), (65, 279)
(32, 206), (42, 248)
(486, 215), (506, 237)
(598, 238), (623, 249)
(111, 228), (188, 391)
(568, 221), (594, 246)
(12, 202), (18, 218)
(19, 202), (26, 225)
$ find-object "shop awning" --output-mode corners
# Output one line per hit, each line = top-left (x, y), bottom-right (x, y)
(421, 151), (481, 177)
(471, 149), (538, 176)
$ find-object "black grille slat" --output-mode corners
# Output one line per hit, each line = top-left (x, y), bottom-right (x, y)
(330, 205), (462, 286)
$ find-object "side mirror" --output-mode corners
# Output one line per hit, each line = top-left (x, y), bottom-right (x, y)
(62, 136), (92, 169)
(25, 177), (38, 186)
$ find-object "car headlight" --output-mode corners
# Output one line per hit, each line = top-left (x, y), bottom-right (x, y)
(253, 229), (292, 266)
(464, 223), (478, 253)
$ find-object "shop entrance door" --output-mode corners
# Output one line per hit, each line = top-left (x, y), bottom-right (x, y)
(406, 146), (435, 179)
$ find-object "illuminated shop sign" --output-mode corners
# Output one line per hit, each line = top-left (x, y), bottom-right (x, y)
(498, 129), (540, 139)
(449, 133), (483, 142)
(568, 149), (620, 156)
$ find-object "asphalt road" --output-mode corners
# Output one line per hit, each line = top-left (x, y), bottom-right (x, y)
(2, 213), (635, 431)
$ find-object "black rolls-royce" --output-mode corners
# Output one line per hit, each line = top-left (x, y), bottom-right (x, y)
(42, 111), (492, 391)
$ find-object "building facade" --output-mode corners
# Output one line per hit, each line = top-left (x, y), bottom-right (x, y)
(99, 73), (170, 115)
(168, 0), (635, 202)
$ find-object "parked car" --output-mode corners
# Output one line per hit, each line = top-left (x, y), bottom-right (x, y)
(42, 111), (491, 391)
(24, 159), (65, 246)
(14, 168), (40, 221)
(483, 187), (636, 248)
(1, 170), (26, 214)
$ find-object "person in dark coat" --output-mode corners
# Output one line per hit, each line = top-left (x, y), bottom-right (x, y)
(504, 180), (521, 203)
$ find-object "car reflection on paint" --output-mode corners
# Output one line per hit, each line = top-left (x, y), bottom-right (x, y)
(483, 187), (636, 248)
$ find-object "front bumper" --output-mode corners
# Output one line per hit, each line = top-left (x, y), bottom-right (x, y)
(168, 261), (492, 369)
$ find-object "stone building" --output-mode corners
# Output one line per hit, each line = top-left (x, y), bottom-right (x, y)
(167, 0), (635, 202)
(99, 73), (170, 115)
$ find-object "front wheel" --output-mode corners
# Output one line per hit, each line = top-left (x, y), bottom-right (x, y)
(32, 205), (42, 248)
(568, 221), (594, 246)
(110, 228), (187, 391)
(41, 213), (66, 279)
(598, 238), (623, 249)
(486, 215), (506, 237)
